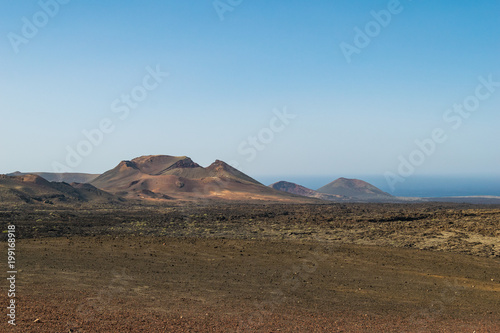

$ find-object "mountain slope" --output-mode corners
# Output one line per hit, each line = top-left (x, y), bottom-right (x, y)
(7, 172), (99, 184)
(317, 178), (393, 201)
(0, 174), (119, 204)
(91, 155), (309, 202)
(269, 181), (346, 201)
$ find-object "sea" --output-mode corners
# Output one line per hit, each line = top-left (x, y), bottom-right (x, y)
(255, 175), (500, 198)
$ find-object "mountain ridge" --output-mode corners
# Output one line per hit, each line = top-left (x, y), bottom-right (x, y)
(8, 155), (496, 204)
(7, 172), (99, 184)
(90, 155), (307, 202)
(0, 174), (120, 204)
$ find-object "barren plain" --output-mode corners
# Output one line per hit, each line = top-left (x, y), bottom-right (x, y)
(1, 202), (499, 332)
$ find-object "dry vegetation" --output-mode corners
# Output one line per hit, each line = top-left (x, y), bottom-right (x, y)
(3, 202), (499, 257)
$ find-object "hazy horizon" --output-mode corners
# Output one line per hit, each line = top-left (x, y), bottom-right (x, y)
(256, 174), (500, 197)
(7, 157), (500, 197)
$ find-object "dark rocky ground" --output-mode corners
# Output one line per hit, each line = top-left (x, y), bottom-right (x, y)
(1, 202), (499, 332)
(2, 202), (499, 257)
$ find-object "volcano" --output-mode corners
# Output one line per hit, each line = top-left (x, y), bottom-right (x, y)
(317, 177), (393, 201)
(91, 155), (312, 202)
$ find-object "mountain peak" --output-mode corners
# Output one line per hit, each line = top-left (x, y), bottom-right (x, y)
(128, 155), (199, 175)
(317, 177), (392, 200)
(206, 160), (261, 185)
(131, 154), (182, 164)
(162, 157), (201, 172)
(207, 159), (232, 171)
(13, 173), (51, 186)
(117, 160), (139, 169)
(270, 181), (317, 197)
(332, 178), (373, 188)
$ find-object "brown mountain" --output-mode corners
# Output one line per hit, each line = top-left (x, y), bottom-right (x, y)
(7, 172), (99, 184)
(269, 181), (346, 201)
(317, 177), (393, 201)
(91, 155), (312, 202)
(0, 174), (120, 204)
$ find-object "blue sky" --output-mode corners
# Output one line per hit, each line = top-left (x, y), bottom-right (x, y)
(1, 0), (499, 185)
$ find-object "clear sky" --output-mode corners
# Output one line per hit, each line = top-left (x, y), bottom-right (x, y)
(1, 0), (499, 183)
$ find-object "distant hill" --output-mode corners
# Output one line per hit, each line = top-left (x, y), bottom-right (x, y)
(269, 181), (346, 201)
(7, 172), (99, 184)
(5, 162), (499, 205)
(0, 174), (120, 204)
(317, 178), (394, 202)
(91, 155), (313, 202)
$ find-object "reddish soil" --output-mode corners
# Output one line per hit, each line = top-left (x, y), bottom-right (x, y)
(1, 203), (499, 332)
(0, 236), (498, 332)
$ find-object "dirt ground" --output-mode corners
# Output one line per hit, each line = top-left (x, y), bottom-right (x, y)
(1, 203), (499, 332)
